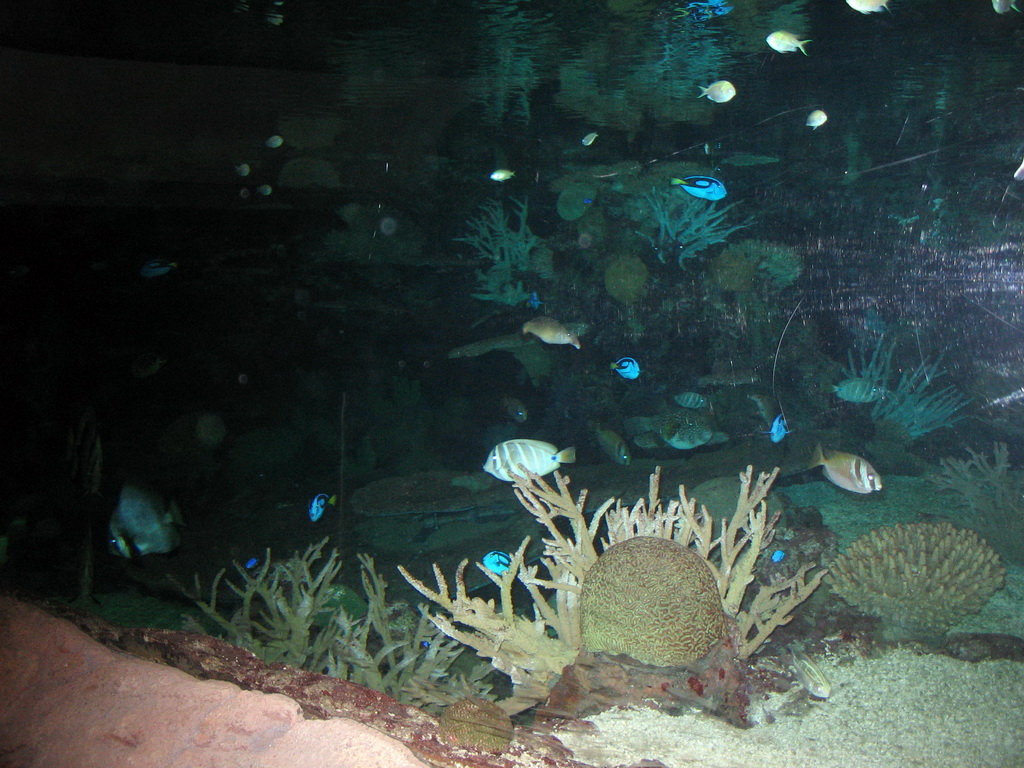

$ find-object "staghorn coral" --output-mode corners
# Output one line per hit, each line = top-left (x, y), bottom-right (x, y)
(456, 198), (546, 305)
(828, 522), (1005, 642)
(400, 466), (825, 713)
(580, 536), (727, 665)
(641, 188), (750, 265)
(932, 442), (1024, 565)
(182, 538), (493, 711)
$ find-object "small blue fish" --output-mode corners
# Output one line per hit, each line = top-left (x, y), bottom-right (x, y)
(611, 357), (641, 379)
(765, 414), (790, 443)
(671, 176), (727, 201)
(482, 550), (513, 575)
(139, 259), (178, 278)
(526, 292), (543, 310)
(771, 549), (786, 563)
(308, 493), (337, 522)
(244, 557), (259, 569)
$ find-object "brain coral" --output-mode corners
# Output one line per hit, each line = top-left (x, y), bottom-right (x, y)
(604, 254), (648, 304)
(580, 536), (727, 666)
(829, 522), (1005, 642)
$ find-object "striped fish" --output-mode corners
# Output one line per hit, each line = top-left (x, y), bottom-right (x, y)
(811, 444), (882, 494)
(673, 391), (708, 409)
(483, 439), (576, 482)
(833, 377), (884, 403)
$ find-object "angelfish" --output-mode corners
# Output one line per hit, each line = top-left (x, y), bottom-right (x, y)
(811, 444), (882, 494)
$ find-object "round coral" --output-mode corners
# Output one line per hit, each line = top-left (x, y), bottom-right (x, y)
(580, 536), (727, 666)
(604, 254), (648, 305)
(829, 522), (1005, 642)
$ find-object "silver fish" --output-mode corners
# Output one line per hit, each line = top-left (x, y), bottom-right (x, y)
(833, 377), (884, 403)
(483, 439), (576, 482)
(109, 483), (183, 557)
(790, 650), (832, 699)
(673, 392), (708, 409)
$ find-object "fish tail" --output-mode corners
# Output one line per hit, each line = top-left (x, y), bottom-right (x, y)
(557, 447), (577, 464)
(810, 443), (825, 468)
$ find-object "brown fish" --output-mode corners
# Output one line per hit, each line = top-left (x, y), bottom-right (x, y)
(811, 444), (882, 494)
(501, 396), (528, 423)
(522, 316), (580, 349)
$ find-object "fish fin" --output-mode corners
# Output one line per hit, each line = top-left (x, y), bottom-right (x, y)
(557, 447), (577, 464)
(810, 443), (825, 469)
(166, 500), (184, 527)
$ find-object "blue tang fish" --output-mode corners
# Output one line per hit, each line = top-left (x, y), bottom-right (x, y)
(611, 357), (641, 379)
(526, 291), (543, 310)
(684, 0), (733, 23)
(482, 550), (513, 575)
(771, 549), (786, 563)
(671, 176), (727, 201)
(139, 259), (177, 278)
(764, 414), (790, 443)
(308, 493), (337, 522)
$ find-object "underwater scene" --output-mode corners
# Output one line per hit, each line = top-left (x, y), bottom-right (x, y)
(1, 0), (1023, 765)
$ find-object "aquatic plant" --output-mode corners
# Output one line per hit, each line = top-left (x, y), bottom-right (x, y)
(456, 198), (541, 305)
(932, 443), (1024, 565)
(641, 188), (750, 266)
(399, 466), (824, 714)
(182, 538), (493, 710)
(828, 522), (1005, 642)
(870, 353), (970, 438)
(843, 334), (895, 391)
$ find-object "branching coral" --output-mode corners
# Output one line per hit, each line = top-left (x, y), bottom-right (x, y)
(641, 188), (750, 265)
(399, 466), (825, 713)
(932, 442), (1024, 565)
(182, 538), (492, 710)
(456, 198), (544, 305)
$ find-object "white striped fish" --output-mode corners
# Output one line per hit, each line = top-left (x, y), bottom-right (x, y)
(811, 444), (882, 494)
(483, 439), (576, 482)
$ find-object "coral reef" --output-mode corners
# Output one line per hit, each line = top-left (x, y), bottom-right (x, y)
(828, 522), (1005, 643)
(932, 442), (1024, 565)
(400, 466), (825, 714)
(641, 188), (750, 265)
(456, 198), (546, 305)
(580, 536), (727, 665)
(182, 538), (492, 710)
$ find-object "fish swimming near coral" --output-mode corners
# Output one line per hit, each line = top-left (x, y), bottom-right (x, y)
(810, 444), (882, 494)
(624, 409), (727, 450)
(671, 176), (727, 201)
(594, 425), (631, 465)
(483, 439), (576, 481)
(764, 413), (790, 443)
(109, 483), (183, 557)
(522, 316), (581, 349)
(789, 650), (832, 699)
(308, 493), (337, 522)
(834, 377), (885, 403)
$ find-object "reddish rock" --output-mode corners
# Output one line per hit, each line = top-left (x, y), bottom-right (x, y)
(0, 596), (431, 768)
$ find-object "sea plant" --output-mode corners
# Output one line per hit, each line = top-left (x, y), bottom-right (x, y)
(456, 198), (543, 305)
(181, 538), (493, 710)
(641, 188), (750, 265)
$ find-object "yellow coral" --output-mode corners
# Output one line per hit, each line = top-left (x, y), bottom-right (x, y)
(828, 522), (1005, 642)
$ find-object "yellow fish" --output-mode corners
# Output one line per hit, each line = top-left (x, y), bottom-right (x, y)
(522, 316), (581, 349)
(594, 426), (631, 465)
(811, 444), (882, 494)
(806, 110), (828, 130)
(489, 169), (515, 182)
(766, 31), (811, 55)
(846, 0), (889, 12)
(698, 80), (736, 103)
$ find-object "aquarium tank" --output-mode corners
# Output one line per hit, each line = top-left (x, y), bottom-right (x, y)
(0, 0), (1023, 766)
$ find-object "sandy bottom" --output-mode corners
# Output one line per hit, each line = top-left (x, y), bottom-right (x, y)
(558, 648), (1024, 768)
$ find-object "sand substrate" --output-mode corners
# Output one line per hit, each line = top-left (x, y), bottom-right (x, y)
(558, 648), (1024, 768)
